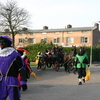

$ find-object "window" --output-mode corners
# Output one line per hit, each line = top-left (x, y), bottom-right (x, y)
(29, 38), (35, 43)
(82, 31), (87, 33)
(41, 38), (47, 43)
(81, 37), (88, 43)
(54, 37), (60, 43)
(67, 31), (72, 33)
(98, 39), (100, 43)
(30, 33), (34, 35)
(55, 32), (59, 34)
(19, 38), (24, 44)
(42, 32), (46, 34)
(66, 37), (74, 44)
(19, 33), (24, 36)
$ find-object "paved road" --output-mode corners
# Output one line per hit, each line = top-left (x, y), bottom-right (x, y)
(20, 64), (100, 100)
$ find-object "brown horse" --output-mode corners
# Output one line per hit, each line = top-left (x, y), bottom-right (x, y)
(64, 46), (77, 73)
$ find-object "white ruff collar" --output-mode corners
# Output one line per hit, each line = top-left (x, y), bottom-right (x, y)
(0, 47), (15, 57)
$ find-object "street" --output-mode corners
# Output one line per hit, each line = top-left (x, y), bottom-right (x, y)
(20, 64), (100, 100)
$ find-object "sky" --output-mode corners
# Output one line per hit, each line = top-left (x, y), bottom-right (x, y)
(1, 0), (100, 29)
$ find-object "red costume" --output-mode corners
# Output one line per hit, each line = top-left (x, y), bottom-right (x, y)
(17, 47), (41, 91)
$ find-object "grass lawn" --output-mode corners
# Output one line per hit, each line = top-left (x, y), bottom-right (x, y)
(30, 62), (37, 66)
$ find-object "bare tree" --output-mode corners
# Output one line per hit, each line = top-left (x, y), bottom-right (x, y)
(0, 0), (30, 47)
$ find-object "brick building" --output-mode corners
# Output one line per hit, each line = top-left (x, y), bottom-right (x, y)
(1, 23), (100, 47)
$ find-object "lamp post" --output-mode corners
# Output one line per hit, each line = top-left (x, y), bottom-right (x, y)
(90, 21), (100, 66)
(90, 29), (93, 66)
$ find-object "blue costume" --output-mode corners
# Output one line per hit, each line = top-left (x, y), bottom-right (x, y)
(0, 35), (26, 100)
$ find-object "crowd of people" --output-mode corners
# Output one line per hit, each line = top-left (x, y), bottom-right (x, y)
(35, 44), (64, 71)
(35, 45), (90, 85)
(0, 35), (90, 100)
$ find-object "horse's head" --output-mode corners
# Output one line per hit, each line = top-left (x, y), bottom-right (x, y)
(72, 46), (76, 56)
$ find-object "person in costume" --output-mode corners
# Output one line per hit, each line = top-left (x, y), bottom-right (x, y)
(17, 47), (41, 90)
(74, 47), (90, 85)
(36, 52), (42, 71)
(17, 47), (33, 91)
(41, 50), (52, 68)
(0, 35), (27, 100)
(52, 44), (59, 57)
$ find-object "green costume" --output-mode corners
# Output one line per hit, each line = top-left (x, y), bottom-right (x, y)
(74, 52), (90, 85)
(74, 53), (89, 68)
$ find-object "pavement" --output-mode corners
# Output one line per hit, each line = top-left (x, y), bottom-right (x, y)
(8, 63), (100, 100)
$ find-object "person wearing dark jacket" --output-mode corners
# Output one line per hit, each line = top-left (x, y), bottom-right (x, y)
(74, 47), (90, 85)
(17, 47), (41, 90)
(17, 47), (33, 91)
(0, 35), (26, 100)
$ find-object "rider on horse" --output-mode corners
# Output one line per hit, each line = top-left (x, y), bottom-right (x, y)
(58, 45), (64, 64)
(52, 44), (59, 57)
(43, 50), (52, 67)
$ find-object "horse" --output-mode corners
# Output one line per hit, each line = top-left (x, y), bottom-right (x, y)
(63, 46), (77, 73)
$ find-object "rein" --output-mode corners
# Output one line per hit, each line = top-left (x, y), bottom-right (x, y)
(64, 56), (75, 64)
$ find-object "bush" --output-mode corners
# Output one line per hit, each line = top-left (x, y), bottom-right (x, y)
(24, 44), (100, 63)
(24, 43), (54, 61)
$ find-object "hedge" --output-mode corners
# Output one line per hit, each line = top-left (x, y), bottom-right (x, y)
(24, 43), (100, 63)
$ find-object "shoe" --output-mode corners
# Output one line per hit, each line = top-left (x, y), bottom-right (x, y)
(78, 82), (82, 85)
(83, 79), (85, 83)
(22, 85), (27, 91)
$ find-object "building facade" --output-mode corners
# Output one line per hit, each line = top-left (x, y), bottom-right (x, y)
(1, 23), (100, 47)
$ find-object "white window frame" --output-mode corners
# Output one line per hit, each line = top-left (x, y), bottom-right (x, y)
(54, 37), (60, 44)
(66, 37), (74, 44)
(19, 38), (24, 44)
(81, 37), (88, 43)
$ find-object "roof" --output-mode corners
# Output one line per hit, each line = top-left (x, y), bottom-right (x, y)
(0, 26), (95, 34)
(23, 26), (94, 33)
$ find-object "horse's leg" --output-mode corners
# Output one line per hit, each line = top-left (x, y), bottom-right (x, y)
(71, 61), (77, 74)
(73, 68), (77, 74)
(48, 57), (52, 68)
(64, 63), (67, 72)
(67, 63), (70, 73)
(49, 58), (52, 67)
(45, 58), (49, 67)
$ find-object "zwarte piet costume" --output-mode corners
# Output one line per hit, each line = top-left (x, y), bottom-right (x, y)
(74, 47), (90, 85)
(17, 47), (41, 91)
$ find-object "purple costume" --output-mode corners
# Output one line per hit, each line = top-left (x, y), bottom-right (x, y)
(0, 35), (26, 100)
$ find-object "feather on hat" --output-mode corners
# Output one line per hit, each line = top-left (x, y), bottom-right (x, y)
(17, 47), (30, 54)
